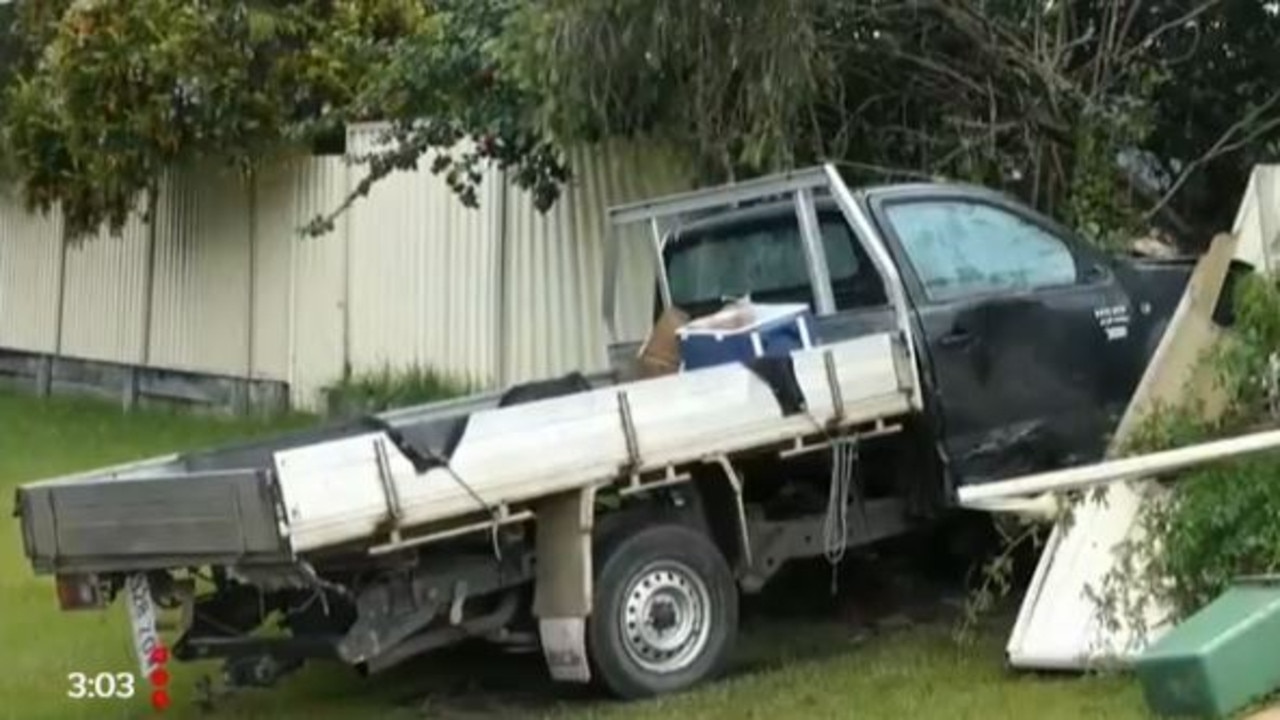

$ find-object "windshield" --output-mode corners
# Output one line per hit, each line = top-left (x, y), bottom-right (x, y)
(663, 212), (886, 317)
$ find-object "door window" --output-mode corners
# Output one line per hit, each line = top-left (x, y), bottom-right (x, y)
(665, 213), (886, 315)
(883, 200), (1078, 302)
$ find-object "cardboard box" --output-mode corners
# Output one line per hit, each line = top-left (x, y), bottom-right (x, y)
(636, 306), (689, 378)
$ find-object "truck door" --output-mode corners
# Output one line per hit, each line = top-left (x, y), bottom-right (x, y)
(868, 192), (1141, 483)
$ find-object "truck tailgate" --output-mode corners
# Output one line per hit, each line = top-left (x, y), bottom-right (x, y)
(17, 469), (291, 575)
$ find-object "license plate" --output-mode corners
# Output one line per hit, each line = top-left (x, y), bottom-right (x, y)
(124, 574), (163, 679)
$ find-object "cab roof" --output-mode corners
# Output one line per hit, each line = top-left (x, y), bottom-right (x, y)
(667, 181), (1013, 244)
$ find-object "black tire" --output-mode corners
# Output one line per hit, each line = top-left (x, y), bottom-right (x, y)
(588, 523), (738, 699)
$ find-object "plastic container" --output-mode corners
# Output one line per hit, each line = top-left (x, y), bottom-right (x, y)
(1135, 576), (1280, 718)
(677, 302), (817, 371)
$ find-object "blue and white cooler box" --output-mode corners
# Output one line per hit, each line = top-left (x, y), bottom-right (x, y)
(677, 302), (818, 371)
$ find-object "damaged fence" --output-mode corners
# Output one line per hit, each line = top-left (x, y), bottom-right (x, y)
(970, 163), (1280, 671)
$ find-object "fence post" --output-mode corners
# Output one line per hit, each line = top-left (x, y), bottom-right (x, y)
(341, 155), (354, 381)
(127, 183), (161, 411)
(40, 222), (71, 397)
(285, 161), (300, 411)
(495, 169), (510, 388)
(236, 170), (258, 415)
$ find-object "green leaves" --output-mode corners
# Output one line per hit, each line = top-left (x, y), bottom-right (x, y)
(300, 0), (569, 235)
(500, 0), (1280, 245)
(2, 0), (567, 241)
(7, 0), (1278, 243)
(5, 0), (278, 236)
(501, 0), (845, 180)
(1161, 456), (1280, 615)
(1092, 273), (1280, 631)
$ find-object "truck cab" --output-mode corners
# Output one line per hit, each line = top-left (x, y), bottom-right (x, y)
(646, 180), (1189, 486)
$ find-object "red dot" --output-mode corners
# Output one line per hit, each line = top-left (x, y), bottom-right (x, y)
(151, 689), (170, 712)
(149, 668), (170, 687)
(150, 646), (169, 665)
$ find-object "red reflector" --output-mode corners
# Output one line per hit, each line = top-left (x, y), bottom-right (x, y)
(55, 574), (104, 611)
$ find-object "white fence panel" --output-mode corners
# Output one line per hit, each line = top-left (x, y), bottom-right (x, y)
(0, 190), (63, 354)
(0, 135), (693, 410)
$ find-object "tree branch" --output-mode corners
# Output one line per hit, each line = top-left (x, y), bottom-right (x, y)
(1145, 91), (1280, 221)
(1120, 0), (1221, 68)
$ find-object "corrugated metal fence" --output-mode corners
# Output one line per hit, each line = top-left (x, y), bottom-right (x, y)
(0, 127), (691, 410)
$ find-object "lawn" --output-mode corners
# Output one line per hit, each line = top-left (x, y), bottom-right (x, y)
(0, 388), (1152, 719)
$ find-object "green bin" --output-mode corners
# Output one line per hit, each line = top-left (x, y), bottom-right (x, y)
(1135, 576), (1280, 718)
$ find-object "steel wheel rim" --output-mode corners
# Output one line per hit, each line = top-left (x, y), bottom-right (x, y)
(619, 560), (713, 674)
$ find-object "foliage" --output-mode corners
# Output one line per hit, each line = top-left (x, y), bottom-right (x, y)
(1067, 120), (1152, 252)
(1151, 457), (1280, 614)
(956, 517), (1044, 646)
(500, 0), (847, 179)
(4, 0), (1280, 246)
(0, 4), (17, 91)
(1141, 0), (1280, 235)
(0, 2), (25, 179)
(1, 0), (566, 240)
(324, 364), (473, 415)
(302, 0), (568, 236)
(7, 0), (275, 236)
(1087, 271), (1280, 644)
(503, 0), (1280, 247)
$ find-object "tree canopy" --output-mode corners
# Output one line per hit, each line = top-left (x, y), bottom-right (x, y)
(0, 0), (566, 239)
(1, 0), (1278, 245)
(501, 0), (1280, 247)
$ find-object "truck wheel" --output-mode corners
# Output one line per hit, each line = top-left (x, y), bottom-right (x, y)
(589, 524), (738, 699)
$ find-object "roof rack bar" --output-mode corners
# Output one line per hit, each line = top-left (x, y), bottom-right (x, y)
(608, 166), (832, 227)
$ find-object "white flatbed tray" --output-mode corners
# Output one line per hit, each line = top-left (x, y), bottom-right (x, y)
(275, 331), (916, 553)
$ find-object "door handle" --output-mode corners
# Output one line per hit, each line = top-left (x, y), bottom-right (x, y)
(939, 329), (975, 348)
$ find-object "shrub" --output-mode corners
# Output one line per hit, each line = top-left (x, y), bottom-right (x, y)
(325, 365), (474, 415)
(1091, 271), (1280, 636)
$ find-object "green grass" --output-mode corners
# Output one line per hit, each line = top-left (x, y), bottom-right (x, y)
(324, 365), (474, 415)
(0, 388), (1152, 719)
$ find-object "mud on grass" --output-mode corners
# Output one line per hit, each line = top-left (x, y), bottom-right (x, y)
(0, 388), (1150, 719)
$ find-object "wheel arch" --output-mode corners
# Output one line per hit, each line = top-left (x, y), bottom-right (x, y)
(592, 471), (748, 578)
